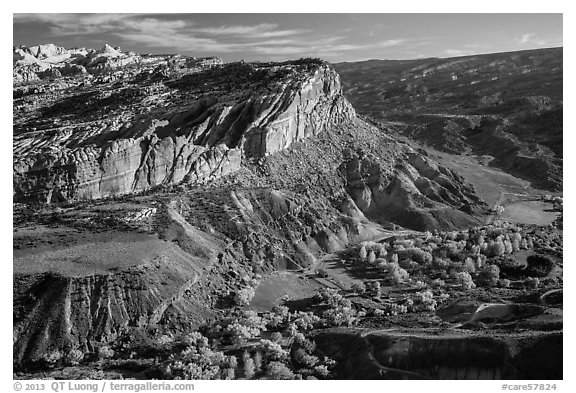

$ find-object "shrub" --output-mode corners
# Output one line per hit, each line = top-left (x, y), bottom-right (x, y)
(463, 257), (476, 273)
(64, 349), (84, 366)
(235, 287), (255, 306)
(359, 245), (367, 260)
(350, 282), (366, 295)
(397, 247), (432, 264)
(365, 281), (381, 297)
(257, 339), (289, 361)
(411, 290), (438, 311)
(454, 271), (476, 290)
(524, 277), (540, 289)
(266, 361), (295, 380)
(367, 250), (376, 264)
(314, 364), (331, 378)
(504, 240), (513, 254)
(42, 350), (63, 368)
(243, 357), (256, 379)
(376, 244), (388, 257)
(98, 346), (114, 360)
(292, 348), (319, 367)
(486, 240), (505, 257)
(477, 265), (500, 287)
(391, 266), (409, 284)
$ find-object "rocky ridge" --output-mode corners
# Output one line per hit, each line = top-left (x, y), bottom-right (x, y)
(14, 52), (354, 203)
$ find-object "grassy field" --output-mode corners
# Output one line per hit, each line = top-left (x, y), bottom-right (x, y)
(250, 271), (323, 312)
(500, 200), (558, 226)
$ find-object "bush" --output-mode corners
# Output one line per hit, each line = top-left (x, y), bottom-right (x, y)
(411, 290), (438, 311)
(350, 282), (366, 295)
(64, 349), (84, 366)
(524, 277), (540, 289)
(292, 348), (319, 367)
(396, 247), (432, 264)
(476, 265), (500, 287)
(454, 271), (476, 290)
(266, 361), (295, 380)
(270, 332), (283, 342)
(243, 357), (256, 379)
(463, 257), (476, 273)
(42, 350), (63, 368)
(367, 250), (376, 264)
(235, 287), (255, 306)
(98, 346), (114, 360)
(359, 246), (367, 260)
(257, 339), (289, 361)
(365, 281), (381, 297)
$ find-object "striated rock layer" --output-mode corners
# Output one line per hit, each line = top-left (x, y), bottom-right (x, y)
(14, 58), (354, 203)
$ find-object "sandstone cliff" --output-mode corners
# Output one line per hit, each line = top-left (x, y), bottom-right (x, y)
(14, 60), (354, 202)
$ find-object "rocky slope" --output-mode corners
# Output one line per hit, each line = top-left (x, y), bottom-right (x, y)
(334, 48), (563, 191)
(13, 45), (490, 370)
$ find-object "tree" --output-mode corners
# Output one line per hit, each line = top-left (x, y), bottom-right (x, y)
(253, 351), (263, 372)
(350, 282), (366, 295)
(359, 246), (367, 260)
(367, 250), (376, 264)
(366, 281), (381, 297)
(512, 239), (520, 252)
(270, 332), (283, 342)
(244, 357), (256, 379)
(504, 240), (513, 254)
(266, 361), (295, 380)
(235, 287), (255, 306)
(98, 346), (114, 360)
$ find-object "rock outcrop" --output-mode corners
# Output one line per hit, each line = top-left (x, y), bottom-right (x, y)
(13, 54), (354, 203)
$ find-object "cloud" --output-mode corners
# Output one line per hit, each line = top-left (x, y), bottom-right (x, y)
(14, 13), (406, 60)
(444, 49), (474, 57)
(518, 33), (547, 46)
(189, 23), (306, 38)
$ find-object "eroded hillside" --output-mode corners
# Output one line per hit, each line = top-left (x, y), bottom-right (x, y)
(13, 45), (562, 379)
(334, 48), (563, 191)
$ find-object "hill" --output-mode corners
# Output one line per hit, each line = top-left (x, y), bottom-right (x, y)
(334, 48), (563, 191)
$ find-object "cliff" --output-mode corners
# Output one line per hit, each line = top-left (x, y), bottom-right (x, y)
(14, 59), (354, 203)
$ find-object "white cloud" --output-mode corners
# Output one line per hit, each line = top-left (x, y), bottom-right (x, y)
(444, 49), (473, 57)
(189, 23), (306, 38)
(518, 33), (547, 46)
(14, 13), (407, 59)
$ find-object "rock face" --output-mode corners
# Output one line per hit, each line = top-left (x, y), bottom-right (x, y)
(13, 44), (223, 84)
(13, 54), (354, 203)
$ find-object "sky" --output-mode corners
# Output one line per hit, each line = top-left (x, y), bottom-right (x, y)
(13, 13), (563, 63)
